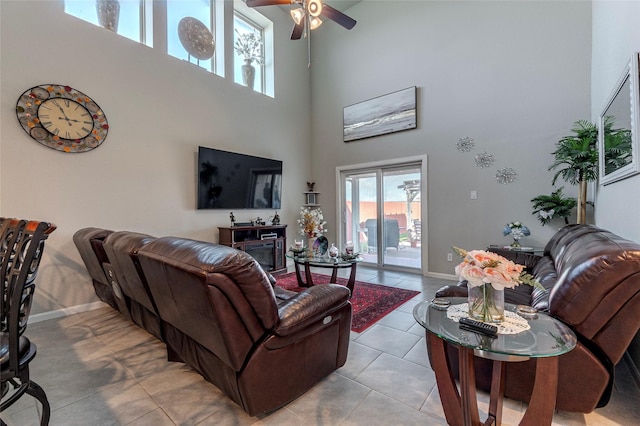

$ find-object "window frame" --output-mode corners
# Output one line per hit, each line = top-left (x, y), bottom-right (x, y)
(64, 0), (273, 96)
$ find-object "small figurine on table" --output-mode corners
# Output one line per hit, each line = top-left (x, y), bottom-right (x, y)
(272, 211), (280, 225)
(230, 212), (236, 226)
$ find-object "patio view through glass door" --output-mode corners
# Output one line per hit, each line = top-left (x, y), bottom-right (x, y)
(341, 163), (421, 270)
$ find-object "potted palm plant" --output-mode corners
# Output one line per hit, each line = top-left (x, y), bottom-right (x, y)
(548, 120), (598, 224)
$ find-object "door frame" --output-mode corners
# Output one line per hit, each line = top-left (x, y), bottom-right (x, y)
(335, 155), (428, 274)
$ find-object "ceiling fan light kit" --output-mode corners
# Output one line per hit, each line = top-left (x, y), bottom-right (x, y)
(307, 0), (322, 17)
(247, 0), (356, 39)
(247, 0), (356, 66)
(309, 16), (322, 30)
(290, 8), (305, 25)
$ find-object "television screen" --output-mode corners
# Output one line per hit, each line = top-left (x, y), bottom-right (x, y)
(197, 146), (282, 210)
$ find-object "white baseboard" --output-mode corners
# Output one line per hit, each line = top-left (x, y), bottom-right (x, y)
(30, 301), (107, 324)
(424, 271), (458, 281)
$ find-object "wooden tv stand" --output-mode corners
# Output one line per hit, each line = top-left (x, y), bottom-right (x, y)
(218, 225), (287, 273)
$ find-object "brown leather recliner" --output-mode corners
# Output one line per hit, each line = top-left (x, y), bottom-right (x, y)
(136, 237), (352, 416)
(102, 231), (163, 341)
(435, 224), (640, 413)
(72, 227), (122, 312)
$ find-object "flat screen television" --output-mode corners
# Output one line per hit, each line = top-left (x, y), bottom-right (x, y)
(197, 146), (282, 210)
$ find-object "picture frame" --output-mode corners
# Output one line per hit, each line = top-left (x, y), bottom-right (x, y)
(599, 52), (640, 185)
(343, 86), (417, 142)
(304, 192), (318, 205)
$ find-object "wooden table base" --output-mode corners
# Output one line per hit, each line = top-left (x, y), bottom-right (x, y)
(293, 260), (358, 297)
(427, 333), (558, 426)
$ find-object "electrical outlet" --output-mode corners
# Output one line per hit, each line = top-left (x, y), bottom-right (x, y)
(470, 190), (478, 200)
(447, 253), (453, 262)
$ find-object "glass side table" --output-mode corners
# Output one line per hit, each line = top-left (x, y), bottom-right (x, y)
(286, 253), (362, 297)
(413, 298), (576, 426)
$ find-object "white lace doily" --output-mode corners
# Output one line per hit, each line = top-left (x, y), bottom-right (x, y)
(447, 303), (530, 334)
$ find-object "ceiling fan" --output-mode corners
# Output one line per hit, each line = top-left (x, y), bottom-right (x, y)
(246, 0), (357, 41)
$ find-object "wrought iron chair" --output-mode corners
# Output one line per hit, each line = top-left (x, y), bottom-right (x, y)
(1, 218), (56, 426)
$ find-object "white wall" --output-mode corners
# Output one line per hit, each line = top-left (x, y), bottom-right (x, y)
(0, 0), (311, 314)
(4, 0), (635, 315)
(592, 1), (640, 242)
(591, 0), (640, 378)
(310, 1), (592, 274)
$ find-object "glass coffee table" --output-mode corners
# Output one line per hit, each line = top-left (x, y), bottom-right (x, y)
(287, 254), (362, 297)
(413, 298), (576, 426)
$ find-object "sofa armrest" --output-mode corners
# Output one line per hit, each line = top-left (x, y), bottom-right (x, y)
(274, 284), (350, 336)
(435, 282), (469, 298)
(487, 248), (542, 270)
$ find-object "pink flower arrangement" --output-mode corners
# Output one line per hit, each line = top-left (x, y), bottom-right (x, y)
(453, 246), (539, 291)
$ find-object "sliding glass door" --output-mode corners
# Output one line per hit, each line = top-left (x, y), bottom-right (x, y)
(341, 162), (422, 271)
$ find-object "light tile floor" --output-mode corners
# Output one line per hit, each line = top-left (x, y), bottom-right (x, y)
(3, 267), (639, 425)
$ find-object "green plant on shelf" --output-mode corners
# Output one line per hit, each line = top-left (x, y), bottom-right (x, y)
(531, 187), (577, 225)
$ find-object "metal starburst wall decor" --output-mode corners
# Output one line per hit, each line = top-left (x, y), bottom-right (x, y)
(474, 152), (494, 168)
(456, 137), (475, 152)
(496, 167), (517, 184)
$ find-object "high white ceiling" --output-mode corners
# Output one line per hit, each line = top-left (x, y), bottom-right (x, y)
(326, 0), (361, 12)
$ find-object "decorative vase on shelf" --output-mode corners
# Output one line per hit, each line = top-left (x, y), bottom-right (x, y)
(96, 0), (120, 32)
(468, 283), (504, 323)
(511, 238), (521, 248)
(329, 243), (339, 258)
(241, 59), (256, 89)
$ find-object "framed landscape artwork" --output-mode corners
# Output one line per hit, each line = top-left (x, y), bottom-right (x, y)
(343, 86), (417, 142)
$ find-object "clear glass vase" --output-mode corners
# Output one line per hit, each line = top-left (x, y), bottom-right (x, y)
(468, 283), (504, 323)
(307, 237), (316, 257)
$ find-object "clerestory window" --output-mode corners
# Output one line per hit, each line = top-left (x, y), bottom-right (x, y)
(64, 0), (153, 46)
(167, 0), (220, 75)
(64, 0), (273, 97)
(233, 14), (264, 93)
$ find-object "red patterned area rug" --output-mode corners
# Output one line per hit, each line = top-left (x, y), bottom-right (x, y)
(275, 272), (420, 333)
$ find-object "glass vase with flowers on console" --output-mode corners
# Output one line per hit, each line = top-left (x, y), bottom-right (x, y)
(297, 206), (327, 257)
(503, 221), (530, 248)
(453, 246), (541, 323)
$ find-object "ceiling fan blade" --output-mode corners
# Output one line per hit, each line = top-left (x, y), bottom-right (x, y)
(320, 4), (357, 30)
(291, 21), (304, 40)
(246, 0), (291, 7)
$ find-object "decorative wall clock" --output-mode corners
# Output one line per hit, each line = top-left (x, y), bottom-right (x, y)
(15, 84), (109, 153)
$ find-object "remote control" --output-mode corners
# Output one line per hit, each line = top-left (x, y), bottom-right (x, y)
(459, 317), (498, 337)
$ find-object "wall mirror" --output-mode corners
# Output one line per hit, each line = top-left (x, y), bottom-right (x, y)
(599, 52), (640, 185)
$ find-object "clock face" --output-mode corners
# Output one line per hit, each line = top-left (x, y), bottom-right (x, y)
(38, 98), (94, 140)
(15, 84), (109, 153)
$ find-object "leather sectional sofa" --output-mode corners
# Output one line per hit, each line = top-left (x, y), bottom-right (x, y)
(73, 228), (352, 416)
(435, 224), (640, 413)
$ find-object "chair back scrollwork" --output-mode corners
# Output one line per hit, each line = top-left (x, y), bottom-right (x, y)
(0, 217), (55, 426)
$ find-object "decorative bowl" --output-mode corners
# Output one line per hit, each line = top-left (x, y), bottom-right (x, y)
(340, 252), (360, 261)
